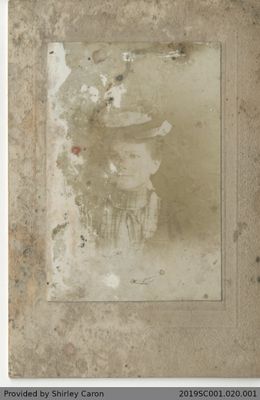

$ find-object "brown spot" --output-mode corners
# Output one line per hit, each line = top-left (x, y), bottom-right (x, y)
(53, 325), (64, 337)
(256, 256), (260, 263)
(159, 269), (165, 275)
(115, 74), (124, 81)
(63, 342), (76, 356)
(195, 121), (203, 128)
(257, 276), (260, 283)
(71, 146), (81, 155)
(239, 101), (245, 113)
(233, 222), (247, 242)
(203, 293), (208, 299)
(49, 51), (54, 54)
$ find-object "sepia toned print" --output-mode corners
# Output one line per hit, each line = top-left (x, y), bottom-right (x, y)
(46, 42), (221, 301)
(99, 119), (171, 254)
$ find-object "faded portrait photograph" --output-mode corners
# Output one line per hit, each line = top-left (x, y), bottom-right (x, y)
(46, 42), (221, 301)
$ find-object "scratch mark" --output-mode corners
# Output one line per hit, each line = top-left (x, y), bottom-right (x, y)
(131, 275), (156, 285)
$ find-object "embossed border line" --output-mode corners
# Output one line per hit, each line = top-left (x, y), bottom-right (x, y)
(38, 36), (238, 328)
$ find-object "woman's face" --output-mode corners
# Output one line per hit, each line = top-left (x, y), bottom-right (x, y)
(108, 140), (160, 191)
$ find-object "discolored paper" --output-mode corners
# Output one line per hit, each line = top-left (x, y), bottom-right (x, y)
(9, 0), (260, 378)
(46, 42), (221, 301)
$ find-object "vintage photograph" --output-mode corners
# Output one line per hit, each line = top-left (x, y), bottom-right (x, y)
(46, 42), (221, 301)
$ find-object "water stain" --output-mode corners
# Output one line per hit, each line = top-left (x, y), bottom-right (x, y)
(92, 49), (107, 64)
(52, 222), (68, 239)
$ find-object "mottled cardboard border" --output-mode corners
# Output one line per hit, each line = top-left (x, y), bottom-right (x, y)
(9, 0), (260, 377)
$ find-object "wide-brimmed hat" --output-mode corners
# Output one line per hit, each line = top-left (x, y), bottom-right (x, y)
(94, 110), (172, 141)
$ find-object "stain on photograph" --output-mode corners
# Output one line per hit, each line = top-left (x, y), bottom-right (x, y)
(46, 42), (221, 301)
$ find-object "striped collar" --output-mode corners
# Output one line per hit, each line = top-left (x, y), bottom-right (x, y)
(108, 181), (154, 210)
